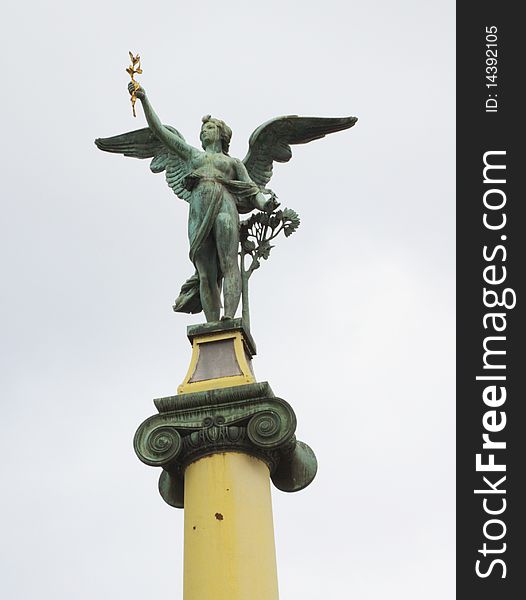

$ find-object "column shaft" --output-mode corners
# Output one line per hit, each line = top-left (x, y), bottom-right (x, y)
(183, 452), (279, 600)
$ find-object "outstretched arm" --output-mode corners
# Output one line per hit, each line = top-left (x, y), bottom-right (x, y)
(129, 83), (195, 161)
(234, 160), (279, 212)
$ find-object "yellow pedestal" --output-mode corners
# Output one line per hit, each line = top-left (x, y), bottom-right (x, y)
(178, 330), (256, 395)
(183, 452), (279, 600)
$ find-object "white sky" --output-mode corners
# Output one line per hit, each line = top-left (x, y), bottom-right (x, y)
(1, 1), (454, 599)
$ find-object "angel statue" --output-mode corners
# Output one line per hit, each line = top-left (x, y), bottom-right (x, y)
(95, 83), (357, 323)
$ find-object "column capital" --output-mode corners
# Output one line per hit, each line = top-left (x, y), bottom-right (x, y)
(134, 382), (317, 508)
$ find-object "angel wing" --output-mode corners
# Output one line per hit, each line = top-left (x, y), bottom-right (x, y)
(94, 126), (193, 202)
(242, 115), (357, 188)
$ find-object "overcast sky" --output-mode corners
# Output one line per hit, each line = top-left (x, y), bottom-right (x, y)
(1, 1), (454, 598)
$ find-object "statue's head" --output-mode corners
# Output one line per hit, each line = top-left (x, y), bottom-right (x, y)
(200, 115), (232, 154)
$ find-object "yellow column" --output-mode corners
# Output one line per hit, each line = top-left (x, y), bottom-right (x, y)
(183, 452), (279, 600)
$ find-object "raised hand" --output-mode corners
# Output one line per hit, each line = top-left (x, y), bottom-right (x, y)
(128, 81), (146, 100)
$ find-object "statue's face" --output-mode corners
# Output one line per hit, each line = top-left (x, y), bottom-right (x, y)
(200, 121), (220, 147)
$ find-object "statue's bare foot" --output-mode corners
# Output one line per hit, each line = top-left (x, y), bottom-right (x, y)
(221, 315), (233, 321)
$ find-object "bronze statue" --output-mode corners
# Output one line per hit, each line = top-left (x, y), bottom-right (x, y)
(95, 80), (357, 324)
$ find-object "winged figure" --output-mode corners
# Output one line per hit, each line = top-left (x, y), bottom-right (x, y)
(95, 83), (357, 323)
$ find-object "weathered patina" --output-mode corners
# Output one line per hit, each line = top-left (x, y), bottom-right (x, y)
(134, 381), (317, 508)
(95, 82), (357, 324)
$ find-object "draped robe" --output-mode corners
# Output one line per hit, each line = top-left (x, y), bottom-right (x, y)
(173, 172), (261, 314)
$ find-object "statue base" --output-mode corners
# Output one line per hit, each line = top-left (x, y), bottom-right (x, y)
(178, 318), (256, 394)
